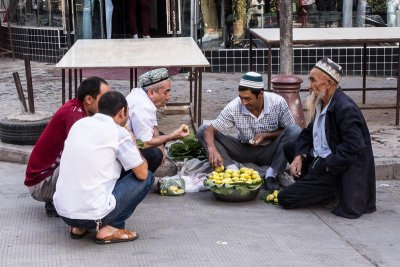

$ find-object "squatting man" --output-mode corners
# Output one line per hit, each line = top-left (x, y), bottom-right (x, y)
(197, 71), (301, 190)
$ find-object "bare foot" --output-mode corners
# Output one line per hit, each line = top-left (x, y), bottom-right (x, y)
(70, 227), (88, 239)
(70, 227), (87, 236)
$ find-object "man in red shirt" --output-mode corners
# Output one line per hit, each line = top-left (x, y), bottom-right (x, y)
(24, 76), (110, 217)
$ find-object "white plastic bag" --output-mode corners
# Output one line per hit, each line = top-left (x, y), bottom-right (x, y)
(179, 158), (212, 192)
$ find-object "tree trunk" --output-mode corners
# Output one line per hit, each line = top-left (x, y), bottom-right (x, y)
(279, 0), (293, 75)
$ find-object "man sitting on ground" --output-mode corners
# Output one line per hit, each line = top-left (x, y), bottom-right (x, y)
(54, 91), (154, 244)
(278, 57), (376, 219)
(24, 77), (110, 217)
(126, 68), (190, 173)
(197, 71), (301, 190)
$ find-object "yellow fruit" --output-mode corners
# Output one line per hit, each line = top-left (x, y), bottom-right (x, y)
(215, 166), (225, 173)
(169, 185), (178, 191)
(240, 167), (248, 173)
(232, 177), (240, 182)
(273, 190), (279, 198)
(176, 189), (185, 194)
(211, 171), (218, 176)
(222, 178), (233, 183)
(253, 178), (262, 183)
(223, 173), (232, 178)
(225, 169), (234, 174)
(182, 124), (189, 133)
(245, 170), (253, 176)
(267, 194), (274, 201)
(273, 198), (279, 203)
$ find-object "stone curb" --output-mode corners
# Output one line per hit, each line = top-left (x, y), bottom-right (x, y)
(1, 141), (399, 180)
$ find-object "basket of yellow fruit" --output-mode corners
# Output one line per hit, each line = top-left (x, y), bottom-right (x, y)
(204, 166), (263, 202)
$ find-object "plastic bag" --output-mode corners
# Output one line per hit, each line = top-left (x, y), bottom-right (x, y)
(179, 158), (213, 192)
(157, 175), (185, 196)
(181, 173), (209, 192)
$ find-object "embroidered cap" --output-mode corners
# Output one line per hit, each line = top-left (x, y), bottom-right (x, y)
(138, 68), (169, 88)
(239, 72), (264, 90)
(314, 57), (343, 83)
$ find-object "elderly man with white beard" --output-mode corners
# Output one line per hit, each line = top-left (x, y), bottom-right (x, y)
(278, 57), (376, 219)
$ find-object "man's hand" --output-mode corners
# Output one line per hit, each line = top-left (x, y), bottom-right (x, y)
(250, 132), (275, 146)
(290, 155), (303, 178)
(207, 147), (224, 169)
(171, 124), (190, 140)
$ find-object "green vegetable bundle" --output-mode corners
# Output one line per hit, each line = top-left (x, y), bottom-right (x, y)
(169, 134), (207, 160)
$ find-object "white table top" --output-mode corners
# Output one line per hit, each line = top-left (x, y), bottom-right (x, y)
(250, 27), (400, 45)
(56, 37), (210, 69)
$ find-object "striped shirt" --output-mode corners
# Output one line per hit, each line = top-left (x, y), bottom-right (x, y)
(212, 92), (295, 146)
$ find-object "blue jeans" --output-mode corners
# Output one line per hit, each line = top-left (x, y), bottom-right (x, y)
(61, 171), (154, 230)
(83, 0), (114, 39)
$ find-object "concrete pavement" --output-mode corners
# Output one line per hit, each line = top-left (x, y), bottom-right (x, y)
(0, 161), (399, 266)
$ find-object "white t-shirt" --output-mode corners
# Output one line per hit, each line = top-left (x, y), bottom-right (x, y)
(126, 88), (157, 142)
(53, 113), (144, 220)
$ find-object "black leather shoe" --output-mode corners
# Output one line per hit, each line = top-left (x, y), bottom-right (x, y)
(45, 201), (59, 217)
(264, 177), (280, 190)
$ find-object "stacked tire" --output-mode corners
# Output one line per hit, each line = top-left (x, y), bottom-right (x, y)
(0, 117), (50, 145)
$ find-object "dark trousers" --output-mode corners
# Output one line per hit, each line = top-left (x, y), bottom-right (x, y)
(129, 0), (151, 36)
(279, 141), (337, 209)
(141, 147), (163, 173)
(197, 124), (301, 174)
(120, 147), (163, 177)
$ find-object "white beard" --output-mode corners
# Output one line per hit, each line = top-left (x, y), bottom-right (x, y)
(306, 90), (326, 123)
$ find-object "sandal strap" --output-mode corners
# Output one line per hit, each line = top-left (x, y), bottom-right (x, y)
(103, 229), (135, 241)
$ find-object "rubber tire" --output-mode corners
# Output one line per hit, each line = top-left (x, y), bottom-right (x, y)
(0, 117), (50, 145)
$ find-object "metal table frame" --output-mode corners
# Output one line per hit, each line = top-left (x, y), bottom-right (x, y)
(56, 37), (210, 127)
(249, 27), (400, 125)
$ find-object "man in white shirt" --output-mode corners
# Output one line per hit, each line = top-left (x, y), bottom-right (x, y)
(126, 68), (190, 172)
(54, 91), (153, 244)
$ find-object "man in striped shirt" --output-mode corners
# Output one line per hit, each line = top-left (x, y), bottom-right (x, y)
(197, 72), (301, 190)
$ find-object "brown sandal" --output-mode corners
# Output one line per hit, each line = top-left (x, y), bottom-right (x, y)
(95, 229), (138, 244)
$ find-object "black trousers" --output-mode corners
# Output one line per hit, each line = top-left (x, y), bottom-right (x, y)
(140, 147), (163, 173)
(120, 147), (163, 177)
(279, 141), (337, 209)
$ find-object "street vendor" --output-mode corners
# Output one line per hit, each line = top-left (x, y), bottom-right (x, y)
(24, 77), (110, 217)
(278, 57), (376, 219)
(197, 71), (301, 190)
(126, 68), (190, 173)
